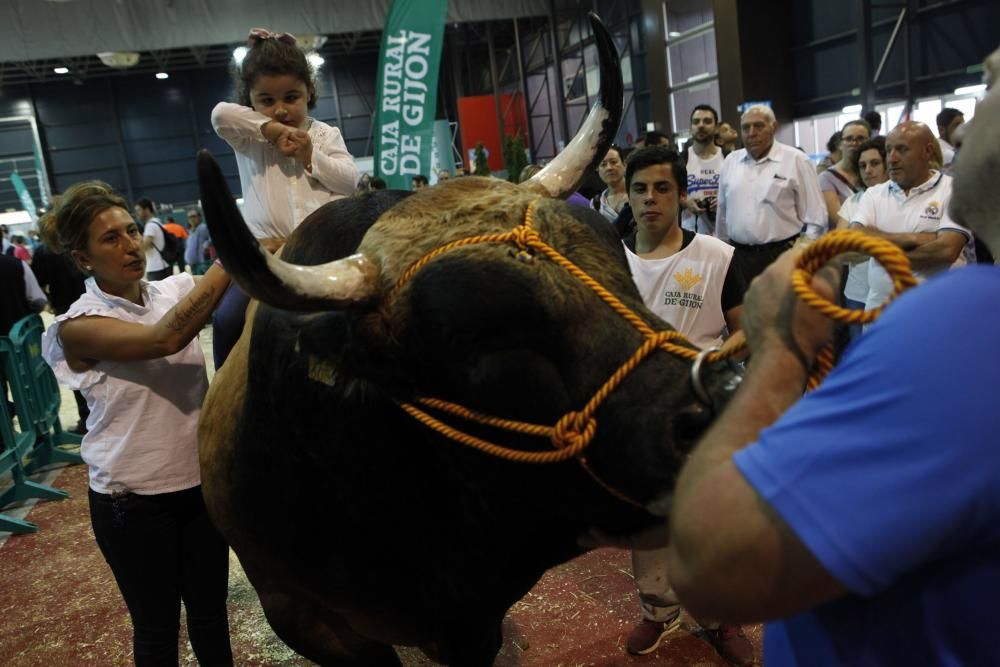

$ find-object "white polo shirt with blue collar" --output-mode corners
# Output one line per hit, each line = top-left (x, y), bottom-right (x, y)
(850, 171), (971, 309)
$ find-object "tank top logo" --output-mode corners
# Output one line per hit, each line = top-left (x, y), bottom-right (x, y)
(687, 172), (720, 196)
(673, 267), (702, 290)
(663, 267), (705, 310)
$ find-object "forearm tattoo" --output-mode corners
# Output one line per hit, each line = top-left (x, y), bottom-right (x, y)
(165, 288), (214, 333)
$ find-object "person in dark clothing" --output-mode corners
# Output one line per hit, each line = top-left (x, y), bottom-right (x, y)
(31, 244), (86, 315)
(31, 243), (90, 433)
(0, 253), (47, 415)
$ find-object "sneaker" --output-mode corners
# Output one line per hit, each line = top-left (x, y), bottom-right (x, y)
(625, 613), (683, 656)
(703, 623), (754, 666)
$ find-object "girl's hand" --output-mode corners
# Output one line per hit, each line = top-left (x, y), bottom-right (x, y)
(288, 130), (313, 170)
(274, 128), (301, 157)
(263, 121), (302, 157)
(263, 121), (289, 149)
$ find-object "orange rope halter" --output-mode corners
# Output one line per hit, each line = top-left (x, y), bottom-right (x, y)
(390, 202), (917, 504)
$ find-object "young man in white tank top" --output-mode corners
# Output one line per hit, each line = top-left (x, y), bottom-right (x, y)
(681, 105), (726, 235)
(623, 147), (744, 349)
(621, 146), (753, 666)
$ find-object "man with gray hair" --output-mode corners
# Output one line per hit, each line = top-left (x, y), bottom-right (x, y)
(667, 45), (1000, 666)
(715, 105), (826, 286)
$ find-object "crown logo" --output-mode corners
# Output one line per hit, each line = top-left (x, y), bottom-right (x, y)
(673, 267), (702, 290)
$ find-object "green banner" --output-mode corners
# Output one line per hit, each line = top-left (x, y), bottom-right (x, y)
(10, 172), (37, 223)
(374, 0), (448, 189)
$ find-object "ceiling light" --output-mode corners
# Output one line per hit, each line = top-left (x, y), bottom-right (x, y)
(97, 51), (140, 68)
(842, 104), (863, 114)
(155, 72), (169, 80)
(307, 52), (325, 69)
(233, 46), (248, 66)
(297, 34), (328, 51)
(954, 83), (987, 96)
(53, 66), (69, 74)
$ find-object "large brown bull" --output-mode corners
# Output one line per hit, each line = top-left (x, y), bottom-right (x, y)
(198, 14), (737, 666)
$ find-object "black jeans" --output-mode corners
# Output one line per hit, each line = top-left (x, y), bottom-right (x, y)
(89, 486), (233, 666)
(731, 235), (798, 289)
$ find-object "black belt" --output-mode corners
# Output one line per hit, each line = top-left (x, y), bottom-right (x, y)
(731, 234), (798, 252)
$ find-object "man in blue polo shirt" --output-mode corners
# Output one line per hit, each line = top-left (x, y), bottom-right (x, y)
(665, 46), (1000, 666)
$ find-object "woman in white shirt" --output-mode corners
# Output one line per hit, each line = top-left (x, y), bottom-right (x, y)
(40, 181), (234, 666)
(836, 136), (888, 340)
(210, 28), (359, 368)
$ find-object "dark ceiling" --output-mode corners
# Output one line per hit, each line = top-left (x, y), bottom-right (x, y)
(0, 31), (385, 87)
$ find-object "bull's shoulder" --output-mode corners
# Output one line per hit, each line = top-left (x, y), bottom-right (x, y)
(284, 190), (413, 265)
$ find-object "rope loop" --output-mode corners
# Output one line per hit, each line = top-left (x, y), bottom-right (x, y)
(787, 229), (919, 386)
(791, 229), (919, 325)
(552, 410), (598, 455)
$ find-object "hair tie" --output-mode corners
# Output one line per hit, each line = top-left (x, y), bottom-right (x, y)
(247, 28), (297, 47)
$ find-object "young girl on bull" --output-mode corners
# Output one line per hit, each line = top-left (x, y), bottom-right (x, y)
(211, 28), (358, 367)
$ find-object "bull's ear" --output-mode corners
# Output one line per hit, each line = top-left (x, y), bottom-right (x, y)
(197, 150), (380, 311)
(522, 12), (623, 199)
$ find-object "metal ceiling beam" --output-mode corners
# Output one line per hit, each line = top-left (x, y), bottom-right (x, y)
(0, 0), (551, 63)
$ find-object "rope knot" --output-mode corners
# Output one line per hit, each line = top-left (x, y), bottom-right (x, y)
(510, 224), (541, 251)
(552, 410), (597, 455)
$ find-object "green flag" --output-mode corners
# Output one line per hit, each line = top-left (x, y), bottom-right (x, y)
(10, 172), (37, 223)
(374, 0), (448, 189)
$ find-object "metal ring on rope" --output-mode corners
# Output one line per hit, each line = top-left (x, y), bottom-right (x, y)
(690, 346), (721, 408)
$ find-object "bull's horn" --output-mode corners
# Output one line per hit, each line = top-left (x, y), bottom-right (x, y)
(522, 12), (623, 199)
(197, 150), (378, 310)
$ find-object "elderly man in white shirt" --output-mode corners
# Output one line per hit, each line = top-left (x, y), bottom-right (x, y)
(715, 105), (827, 286)
(850, 121), (970, 310)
